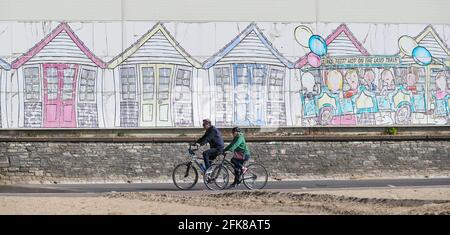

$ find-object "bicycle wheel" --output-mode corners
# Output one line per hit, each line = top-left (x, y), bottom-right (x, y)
(242, 163), (268, 190)
(204, 164), (229, 190)
(172, 162), (198, 190)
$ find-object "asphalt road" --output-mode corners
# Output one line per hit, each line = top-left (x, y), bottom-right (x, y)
(0, 178), (449, 195)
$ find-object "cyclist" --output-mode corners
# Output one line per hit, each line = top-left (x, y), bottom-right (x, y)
(223, 127), (250, 188)
(193, 119), (225, 171)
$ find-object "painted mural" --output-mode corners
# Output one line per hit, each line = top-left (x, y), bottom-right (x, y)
(0, 21), (448, 128)
(0, 58), (11, 128)
(294, 24), (450, 126)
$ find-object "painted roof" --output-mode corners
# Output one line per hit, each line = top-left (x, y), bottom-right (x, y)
(202, 23), (293, 69)
(11, 22), (106, 69)
(108, 23), (201, 69)
(295, 24), (370, 69)
(400, 25), (450, 65)
(0, 58), (10, 70)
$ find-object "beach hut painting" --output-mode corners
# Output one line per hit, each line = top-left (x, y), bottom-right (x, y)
(203, 23), (294, 127)
(10, 22), (107, 128)
(108, 23), (201, 127)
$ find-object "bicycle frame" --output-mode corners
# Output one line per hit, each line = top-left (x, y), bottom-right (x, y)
(209, 153), (238, 179)
(217, 154), (236, 173)
(186, 145), (206, 174)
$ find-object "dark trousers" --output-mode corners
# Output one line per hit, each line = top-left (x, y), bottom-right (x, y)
(231, 158), (245, 182)
(202, 147), (223, 169)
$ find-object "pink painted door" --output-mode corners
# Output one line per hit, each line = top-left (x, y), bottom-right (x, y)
(43, 64), (78, 128)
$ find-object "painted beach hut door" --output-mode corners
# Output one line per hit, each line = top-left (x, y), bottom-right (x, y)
(43, 64), (77, 127)
(140, 65), (173, 126)
(233, 64), (266, 125)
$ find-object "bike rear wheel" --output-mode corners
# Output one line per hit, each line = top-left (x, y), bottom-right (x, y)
(172, 162), (198, 190)
(242, 163), (268, 190)
(204, 164), (229, 190)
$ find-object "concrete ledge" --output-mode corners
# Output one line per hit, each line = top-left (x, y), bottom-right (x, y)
(0, 135), (449, 142)
(0, 126), (449, 142)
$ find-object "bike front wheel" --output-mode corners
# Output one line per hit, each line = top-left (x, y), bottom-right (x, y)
(204, 164), (229, 190)
(242, 163), (268, 190)
(172, 162), (198, 190)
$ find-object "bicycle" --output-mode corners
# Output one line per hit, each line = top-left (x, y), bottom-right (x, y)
(172, 144), (228, 190)
(206, 152), (268, 190)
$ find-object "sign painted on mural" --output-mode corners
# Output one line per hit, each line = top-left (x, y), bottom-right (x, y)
(321, 56), (402, 68)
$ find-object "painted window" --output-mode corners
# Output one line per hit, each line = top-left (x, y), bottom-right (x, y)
(268, 68), (284, 101)
(46, 67), (58, 101)
(158, 68), (171, 100)
(142, 67), (155, 101)
(253, 67), (266, 100)
(120, 67), (137, 101)
(24, 67), (40, 101)
(79, 69), (96, 102)
(267, 68), (286, 125)
(174, 68), (193, 126)
(62, 68), (75, 100)
(215, 67), (230, 86)
(235, 66), (250, 123)
(236, 67), (249, 85)
(214, 67), (232, 125)
(176, 69), (191, 87)
(253, 67), (266, 85)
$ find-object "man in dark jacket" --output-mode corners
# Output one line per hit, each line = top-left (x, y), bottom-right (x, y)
(194, 119), (224, 170)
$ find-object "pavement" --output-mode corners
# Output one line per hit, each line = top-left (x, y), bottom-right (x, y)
(1, 177), (449, 196)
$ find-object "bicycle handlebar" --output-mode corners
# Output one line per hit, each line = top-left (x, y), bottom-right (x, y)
(188, 144), (231, 158)
(189, 143), (199, 152)
(219, 151), (231, 159)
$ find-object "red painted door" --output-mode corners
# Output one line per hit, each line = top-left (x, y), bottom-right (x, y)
(43, 64), (78, 128)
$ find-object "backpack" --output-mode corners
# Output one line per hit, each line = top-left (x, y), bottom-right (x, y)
(233, 151), (245, 160)
(233, 152), (250, 161)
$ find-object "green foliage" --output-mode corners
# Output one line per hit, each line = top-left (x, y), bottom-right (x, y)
(386, 127), (398, 135)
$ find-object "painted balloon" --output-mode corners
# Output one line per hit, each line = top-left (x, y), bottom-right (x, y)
(309, 35), (327, 56)
(398, 35), (418, 56)
(294, 25), (313, 48)
(412, 46), (432, 66)
(307, 53), (322, 67)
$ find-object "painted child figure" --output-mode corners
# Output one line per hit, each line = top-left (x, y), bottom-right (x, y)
(323, 70), (343, 125)
(376, 69), (397, 124)
(362, 69), (377, 93)
(300, 72), (320, 126)
(431, 72), (449, 124)
(340, 70), (359, 125)
(406, 70), (418, 94)
(355, 69), (379, 125)
(405, 69), (427, 124)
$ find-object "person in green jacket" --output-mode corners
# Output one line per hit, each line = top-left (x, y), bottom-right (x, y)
(223, 127), (251, 188)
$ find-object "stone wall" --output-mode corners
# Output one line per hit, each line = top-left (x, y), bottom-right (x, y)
(0, 140), (449, 184)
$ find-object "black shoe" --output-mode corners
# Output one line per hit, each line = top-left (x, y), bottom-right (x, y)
(204, 172), (212, 184)
(228, 180), (239, 189)
(205, 174), (213, 184)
